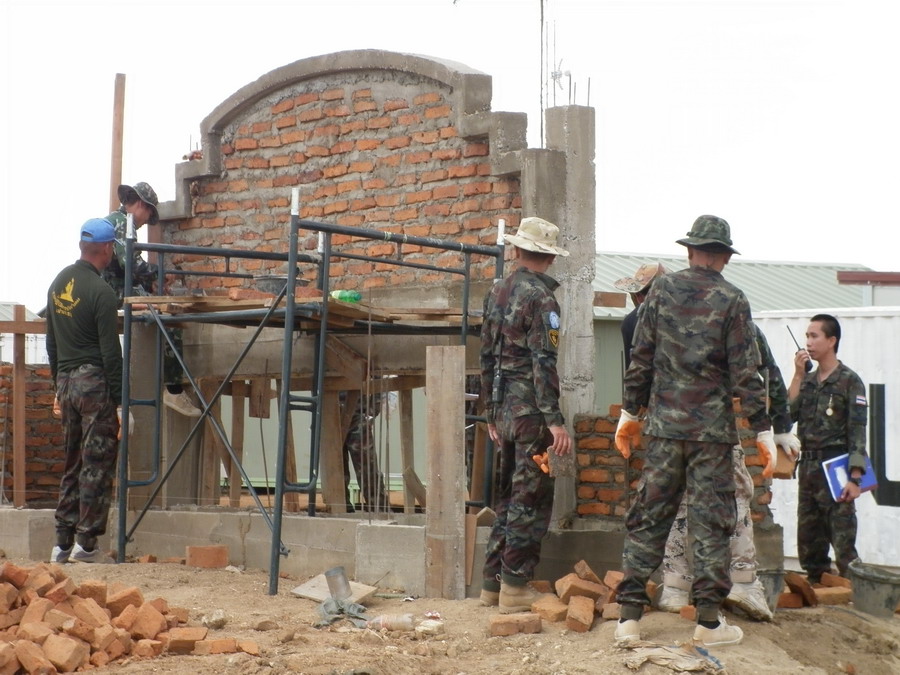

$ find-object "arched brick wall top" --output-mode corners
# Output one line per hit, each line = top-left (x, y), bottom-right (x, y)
(203, 50), (492, 135)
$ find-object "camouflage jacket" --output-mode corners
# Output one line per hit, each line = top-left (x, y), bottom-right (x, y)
(790, 362), (868, 471)
(46, 260), (123, 402)
(754, 325), (792, 434)
(100, 209), (158, 305)
(480, 266), (564, 427)
(624, 266), (769, 442)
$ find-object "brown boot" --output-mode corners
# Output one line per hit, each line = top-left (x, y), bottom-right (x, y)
(480, 589), (499, 606)
(499, 582), (541, 614)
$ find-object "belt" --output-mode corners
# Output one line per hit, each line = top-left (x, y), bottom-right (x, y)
(799, 446), (844, 462)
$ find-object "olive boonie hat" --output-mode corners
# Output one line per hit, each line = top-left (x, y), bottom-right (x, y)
(117, 181), (160, 225)
(613, 262), (668, 294)
(676, 215), (740, 254)
(504, 217), (570, 257)
(80, 218), (116, 243)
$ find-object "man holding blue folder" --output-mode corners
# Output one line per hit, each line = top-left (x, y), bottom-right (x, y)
(789, 314), (868, 581)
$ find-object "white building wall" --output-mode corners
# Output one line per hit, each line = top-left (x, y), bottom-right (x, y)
(755, 308), (900, 568)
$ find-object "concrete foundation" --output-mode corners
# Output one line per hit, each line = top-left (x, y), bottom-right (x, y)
(1, 505), (783, 599)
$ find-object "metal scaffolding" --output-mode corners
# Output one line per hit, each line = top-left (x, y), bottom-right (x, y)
(117, 188), (505, 593)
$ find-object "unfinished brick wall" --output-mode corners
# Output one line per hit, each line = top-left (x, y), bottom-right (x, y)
(163, 57), (521, 294)
(0, 363), (64, 505)
(573, 405), (774, 524)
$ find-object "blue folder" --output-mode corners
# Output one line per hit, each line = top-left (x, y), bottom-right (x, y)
(822, 453), (877, 501)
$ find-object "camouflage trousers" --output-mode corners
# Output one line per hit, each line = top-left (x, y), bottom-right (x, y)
(342, 401), (389, 511)
(617, 437), (736, 622)
(482, 412), (555, 591)
(662, 446), (757, 589)
(797, 457), (858, 579)
(162, 327), (185, 387)
(55, 364), (119, 549)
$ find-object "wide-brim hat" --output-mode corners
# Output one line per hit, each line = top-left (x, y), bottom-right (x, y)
(117, 182), (160, 225)
(676, 215), (740, 254)
(613, 262), (668, 294)
(504, 216), (569, 257)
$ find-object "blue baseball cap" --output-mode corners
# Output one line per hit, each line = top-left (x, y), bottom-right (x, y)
(80, 218), (116, 243)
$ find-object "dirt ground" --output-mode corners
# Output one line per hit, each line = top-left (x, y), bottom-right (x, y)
(11, 555), (898, 675)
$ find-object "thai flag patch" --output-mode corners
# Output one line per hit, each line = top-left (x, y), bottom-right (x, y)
(856, 395), (867, 406)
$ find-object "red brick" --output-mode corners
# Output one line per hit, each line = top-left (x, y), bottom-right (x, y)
(16, 622), (54, 644)
(574, 560), (602, 585)
(603, 570), (624, 590)
(566, 595), (595, 632)
(14, 640), (54, 674)
(600, 603), (621, 620)
(815, 586), (852, 605)
(193, 637), (238, 655)
(167, 626), (208, 654)
(43, 577), (75, 604)
(20, 597), (54, 626)
(821, 572), (852, 589)
(131, 603), (167, 640)
(106, 585), (144, 618)
(531, 595), (568, 622)
(111, 603), (138, 630)
(133, 639), (164, 657)
(777, 591), (803, 609)
(71, 596), (111, 628)
(0, 562), (29, 589)
(555, 573), (610, 604)
(237, 639), (260, 656)
(784, 572), (818, 607)
(488, 612), (542, 637)
(0, 583), (16, 613)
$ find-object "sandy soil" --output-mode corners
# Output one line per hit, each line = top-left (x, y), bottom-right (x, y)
(12, 556), (897, 675)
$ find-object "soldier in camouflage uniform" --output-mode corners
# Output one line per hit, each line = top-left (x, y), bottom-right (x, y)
(46, 218), (123, 564)
(614, 215), (777, 648)
(340, 392), (390, 512)
(659, 324), (800, 621)
(789, 314), (867, 581)
(479, 217), (572, 614)
(104, 182), (200, 417)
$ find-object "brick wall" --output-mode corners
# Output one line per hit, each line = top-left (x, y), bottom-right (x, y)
(573, 405), (774, 525)
(0, 363), (64, 506)
(163, 65), (521, 294)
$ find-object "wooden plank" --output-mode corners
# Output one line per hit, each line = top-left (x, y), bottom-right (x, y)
(425, 345), (466, 600)
(12, 306), (26, 506)
(320, 390), (347, 514)
(229, 385), (246, 507)
(0, 319), (46, 335)
(325, 338), (367, 383)
(198, 380), (223, 506)
(248, 378), (272, 419)
(465, 513), (477, 587)
(399, 389), (416, 514)
(402, 466), (427, 509)
(468, 422), (488, 514)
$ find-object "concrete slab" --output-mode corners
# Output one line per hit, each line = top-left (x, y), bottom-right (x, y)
(355, 522), (425, 596)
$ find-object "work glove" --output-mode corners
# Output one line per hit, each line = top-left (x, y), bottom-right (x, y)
(773, 431), (801, 460)
(615, 409), (641, 459)
(756, 429), (777, 479)
(116, 407), (135, 441)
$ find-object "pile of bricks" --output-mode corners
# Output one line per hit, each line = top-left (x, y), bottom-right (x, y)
(0, 559), (258, 673)
(489, 560), (653, 637)
(777, 572), (852, 609)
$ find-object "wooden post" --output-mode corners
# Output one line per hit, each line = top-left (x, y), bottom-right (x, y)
(319, 390), (346, 514)
(12, 305), (26, 507)
(425, 345), (466, 600)
(198, 380), (222, 506)
(229, 385), (245, 507)
(109, 73), (125, 212)
(399, 389), (415, 513)
(275, 379), (300, 513)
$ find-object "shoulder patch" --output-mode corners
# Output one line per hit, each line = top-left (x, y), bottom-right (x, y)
(548, 311), (560, 329)
(855, 395), (867, 406)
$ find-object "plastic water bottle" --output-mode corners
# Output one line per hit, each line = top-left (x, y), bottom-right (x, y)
(366, 613), (415, 631)
(330, 290), (362, 303)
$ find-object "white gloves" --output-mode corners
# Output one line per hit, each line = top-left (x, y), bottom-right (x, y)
(773, 432), (801, 460)
(117, 407), (135, 440)
(756, 429), (777, 479)
(615, 409), (641, 459)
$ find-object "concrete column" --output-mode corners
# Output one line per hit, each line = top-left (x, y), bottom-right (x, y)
(520, 105), (597, 525)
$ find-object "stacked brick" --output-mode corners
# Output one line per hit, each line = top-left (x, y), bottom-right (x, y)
(0, 560), (258, 673)
(167, 73), (521, 294)
(572, 404), (773, 523)
(0, 364), (63, 506)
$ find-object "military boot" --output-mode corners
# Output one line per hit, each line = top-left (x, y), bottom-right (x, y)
(499, 582), (541, 614)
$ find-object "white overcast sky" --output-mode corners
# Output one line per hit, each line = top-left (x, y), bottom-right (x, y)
(2, 0), (898, 313)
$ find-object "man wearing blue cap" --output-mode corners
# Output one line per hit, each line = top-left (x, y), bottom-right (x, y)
(46, 218), (123, 564)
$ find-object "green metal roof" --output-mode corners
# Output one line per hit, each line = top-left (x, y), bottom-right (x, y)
(593, 252), (872, 319)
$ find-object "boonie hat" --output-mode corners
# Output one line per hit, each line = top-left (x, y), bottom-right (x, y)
(613, 262), (668, 294)
(117, 181), (160, 225)
(504, 217), (570, 257)
(676, 215), (740, 254)
(80, 218), (116, 243)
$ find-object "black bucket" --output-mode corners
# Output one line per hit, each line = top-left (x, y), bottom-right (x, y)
(848, 559), (900, 619)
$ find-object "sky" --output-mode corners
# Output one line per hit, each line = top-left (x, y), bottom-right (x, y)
(2, 0), (899, 313)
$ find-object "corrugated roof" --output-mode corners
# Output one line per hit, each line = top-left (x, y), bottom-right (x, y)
(593, 252), (872, 319)
(0, 303), (40, 322)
